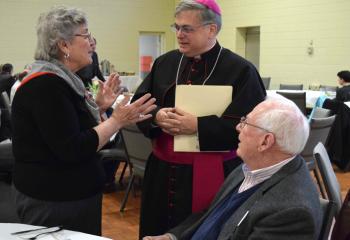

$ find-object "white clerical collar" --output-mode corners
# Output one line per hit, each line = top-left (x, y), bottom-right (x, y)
(193, 55), (201, 60)
(238, 155), (295, 193)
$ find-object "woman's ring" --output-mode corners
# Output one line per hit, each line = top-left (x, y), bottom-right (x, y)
(139, 113), (145, 118)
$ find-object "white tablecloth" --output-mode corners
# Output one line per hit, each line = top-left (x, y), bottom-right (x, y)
(267, 90), (335, 108)
(0, 223), (112, 240)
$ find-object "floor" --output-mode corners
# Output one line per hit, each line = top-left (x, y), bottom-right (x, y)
(102, 173), (141, 240)
(101, 163), (350, 240)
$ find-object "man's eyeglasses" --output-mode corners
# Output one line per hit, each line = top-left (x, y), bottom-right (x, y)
(75, 32), (93, 41)
(170, 23), (211, 34)
(239, 116), (273, 134)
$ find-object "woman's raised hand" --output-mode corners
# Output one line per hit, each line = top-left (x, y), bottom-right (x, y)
(111, 93), (156, 128)
(93, 92), (156, 151)
(95, 72), (122, 112)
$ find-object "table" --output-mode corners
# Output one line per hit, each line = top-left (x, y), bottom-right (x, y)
(0, 223), (112, 240)
(267, 90), (335, 108)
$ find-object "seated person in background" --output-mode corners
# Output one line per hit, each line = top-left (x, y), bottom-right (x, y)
(0, 63), (19, 141)
(0, 63), (30, 99)
(0, 63), (17, 97)
(9, 64), (32, 103)
(76, 37), (105, 88)
(144, 96), (322, 240)
(336, 70), (350, 102)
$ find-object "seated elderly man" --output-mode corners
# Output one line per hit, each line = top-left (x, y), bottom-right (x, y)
(144, 96), (322, 240)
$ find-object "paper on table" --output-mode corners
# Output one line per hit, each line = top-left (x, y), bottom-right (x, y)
(174, 85), (232, 152)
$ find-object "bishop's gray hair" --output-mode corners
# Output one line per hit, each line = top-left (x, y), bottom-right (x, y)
(175, 0), (222, 33)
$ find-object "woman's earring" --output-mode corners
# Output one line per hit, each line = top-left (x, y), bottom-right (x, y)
(64, 53), (70, 59)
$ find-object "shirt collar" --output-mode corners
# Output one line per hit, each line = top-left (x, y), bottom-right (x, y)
(188, 41), (221, 61)
(242, 156), (296, 179)
(238, 156), (295, 193)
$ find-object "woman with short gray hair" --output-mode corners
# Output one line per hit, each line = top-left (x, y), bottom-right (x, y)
(11, 6), (156, 235)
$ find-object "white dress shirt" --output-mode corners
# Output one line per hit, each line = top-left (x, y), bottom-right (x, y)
(238, 156), (295, 193)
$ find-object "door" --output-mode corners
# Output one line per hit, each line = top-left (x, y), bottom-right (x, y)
(245, 27), (260, 71)
(139, 33), (164, 80)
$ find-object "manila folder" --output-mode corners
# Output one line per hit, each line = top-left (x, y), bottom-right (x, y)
(174, 85), (232, 152)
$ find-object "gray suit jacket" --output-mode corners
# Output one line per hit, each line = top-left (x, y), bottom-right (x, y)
(169, 156), (322, 240)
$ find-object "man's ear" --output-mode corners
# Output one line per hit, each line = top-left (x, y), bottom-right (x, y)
(258, 133), (275, 152)
(208, 24), (218, 38)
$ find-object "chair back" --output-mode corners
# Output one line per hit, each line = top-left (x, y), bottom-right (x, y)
(276, 91), (307, 115)
(319, 198), (337, 240)
(0, 140), (14, 183)
(279, 84), (303, 90)
(314, 142), (342, 213)
(0, 92), (11, 119)
(301, 115), (336, 169)
(319, 85), (338, 93)
(312, 107), (332, 118)
(120, 124), (152, 177)
(261, 77), (271, 90)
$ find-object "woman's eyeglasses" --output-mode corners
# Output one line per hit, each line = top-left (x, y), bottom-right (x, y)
(75, 32), (93, 41)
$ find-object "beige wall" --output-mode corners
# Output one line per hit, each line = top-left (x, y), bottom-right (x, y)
(1, 0), (349, 89)
(218, 0), (350, 89)
(0, 0), (175, 74)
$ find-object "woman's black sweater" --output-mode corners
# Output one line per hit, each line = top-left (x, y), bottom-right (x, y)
(11, 74), (104, 201)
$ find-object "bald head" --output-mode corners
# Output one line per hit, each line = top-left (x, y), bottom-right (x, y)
(254, 96), (309, 155)
(236, 95), (309, 169)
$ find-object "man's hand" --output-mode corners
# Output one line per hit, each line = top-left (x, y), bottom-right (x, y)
(155, 107), (197, 136)
(143, 234), (172, 240)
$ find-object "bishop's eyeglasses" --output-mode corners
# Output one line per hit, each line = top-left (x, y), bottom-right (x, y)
(170, 23), (212, 34)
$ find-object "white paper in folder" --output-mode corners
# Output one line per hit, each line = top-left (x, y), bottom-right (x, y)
(174, 85), (233, 152)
